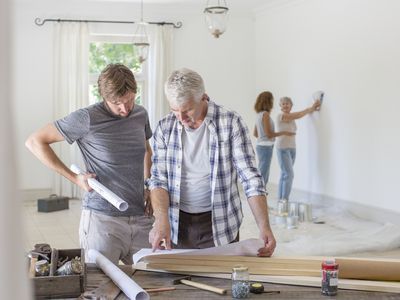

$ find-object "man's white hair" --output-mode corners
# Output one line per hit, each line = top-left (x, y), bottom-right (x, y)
(164, 68), (205, 106)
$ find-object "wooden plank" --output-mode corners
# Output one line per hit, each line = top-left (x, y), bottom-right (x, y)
(144, 256), (321, 268)
(140, 255), (400, 281)
(146, 263), (321, 277)
(336, 257), (400, 281)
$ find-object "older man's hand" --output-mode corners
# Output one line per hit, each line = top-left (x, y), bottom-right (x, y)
(257, 229), (276, 257)
(149, 218), (172, 252)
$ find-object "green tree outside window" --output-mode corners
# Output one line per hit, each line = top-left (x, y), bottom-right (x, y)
(89, 42), (143, 104)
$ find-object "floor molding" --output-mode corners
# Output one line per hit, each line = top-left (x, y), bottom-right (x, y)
(266, 183), (400, 226)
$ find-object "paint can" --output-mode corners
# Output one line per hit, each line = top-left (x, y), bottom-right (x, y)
(321, 259), (339, 296)
(277, 199), (288, 215)
(275, 215), (287, 227)
(299, 203), (313, 222)
(288, 202), (299, 217)
(286, 215), (299, 229)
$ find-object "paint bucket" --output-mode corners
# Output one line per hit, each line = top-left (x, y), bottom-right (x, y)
(299, 203), (312, 222)
(288, 202), (299, 217)
(275, 215), (287, 226)
(286, 215), (299, 229)
(277, 199), (288, 215)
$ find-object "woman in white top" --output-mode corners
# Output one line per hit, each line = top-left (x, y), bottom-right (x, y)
(275, 96), (320, 200)
(253, 91), (295, 186)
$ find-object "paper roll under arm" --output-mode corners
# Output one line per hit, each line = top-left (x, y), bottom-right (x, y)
(70, 164), (128, 211)
(88, 249), (149, 300)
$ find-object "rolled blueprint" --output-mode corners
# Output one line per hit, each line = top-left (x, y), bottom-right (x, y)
(70, 164), (128, 211)
(88, 249), (149, 300)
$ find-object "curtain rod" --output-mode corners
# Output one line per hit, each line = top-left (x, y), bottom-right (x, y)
(34, 18), (183, 28)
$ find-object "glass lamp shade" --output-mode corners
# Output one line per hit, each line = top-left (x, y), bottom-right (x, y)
(204, 5), (229, 38)
(134, 22), (150, 63)
(134, 42), (149, 64)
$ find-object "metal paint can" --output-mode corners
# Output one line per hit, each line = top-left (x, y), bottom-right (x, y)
(275, 215), (287, 227)
(286, 215), (299, 229)
(277, 199), (288, 215)
(288, 202), (299, 217)
(299, 203), (313, 222)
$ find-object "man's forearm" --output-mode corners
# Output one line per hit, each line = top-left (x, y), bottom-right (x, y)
(26, 141), (78, 184)
(150, 188), (170, 220)
(247, 195), (272, 231)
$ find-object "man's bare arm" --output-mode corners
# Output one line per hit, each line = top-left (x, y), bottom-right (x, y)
(25, 123), (93, 191)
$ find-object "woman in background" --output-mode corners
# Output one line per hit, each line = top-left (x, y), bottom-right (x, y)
(276, 96), (320, 200)
(254, 91), (294, 187)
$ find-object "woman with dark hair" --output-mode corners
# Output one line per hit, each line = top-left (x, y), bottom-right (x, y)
(253, 91), (294, 187)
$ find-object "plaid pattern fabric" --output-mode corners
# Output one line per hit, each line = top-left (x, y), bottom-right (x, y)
(150, 100), (266, 246)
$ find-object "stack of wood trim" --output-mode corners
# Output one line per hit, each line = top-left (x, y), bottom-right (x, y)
(141, 254), (400, 281)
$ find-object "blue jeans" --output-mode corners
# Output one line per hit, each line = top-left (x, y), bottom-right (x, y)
(256, 145), (274, 186)
(277, 148), (296, 200)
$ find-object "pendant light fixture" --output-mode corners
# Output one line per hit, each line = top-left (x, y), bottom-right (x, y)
(204, 0), (229, 38)
(134, 0), (149, 64)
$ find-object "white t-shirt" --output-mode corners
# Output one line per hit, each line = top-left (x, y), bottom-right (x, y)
(276, 113), (297, 149)
(179, 121), (212, 213)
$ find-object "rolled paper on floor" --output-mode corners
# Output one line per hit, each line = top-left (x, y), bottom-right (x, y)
(88, 249), (149, 300)
(70, 164), (128, 211)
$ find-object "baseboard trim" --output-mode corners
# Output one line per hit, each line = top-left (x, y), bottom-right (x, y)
(266, 183), (400, 226)
(19, 188), (52, 202)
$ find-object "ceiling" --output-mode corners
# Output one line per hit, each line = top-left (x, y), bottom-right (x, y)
(89, 0), (273, 12)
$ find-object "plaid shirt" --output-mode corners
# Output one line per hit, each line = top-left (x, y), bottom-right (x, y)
(149, 100), (266, 246)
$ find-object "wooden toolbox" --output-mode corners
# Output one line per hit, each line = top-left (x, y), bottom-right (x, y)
(32, 248), (86, 299)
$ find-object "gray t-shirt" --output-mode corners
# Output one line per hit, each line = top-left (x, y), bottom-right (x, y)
(54, 101), (152, 217)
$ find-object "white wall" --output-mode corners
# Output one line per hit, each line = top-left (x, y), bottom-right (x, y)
(12, 0), (255, 194)
(14, 0), (400, 215)
(255, 0), (400, 212)
(1, 0), (32, 297)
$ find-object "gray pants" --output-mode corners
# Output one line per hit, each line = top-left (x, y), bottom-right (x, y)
(79, 209), (153, 265)
(175, 210), (239, 249)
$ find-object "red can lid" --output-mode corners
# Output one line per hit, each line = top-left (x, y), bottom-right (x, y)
(322, 260), (339, 270)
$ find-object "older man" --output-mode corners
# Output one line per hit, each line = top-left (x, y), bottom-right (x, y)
(149, 68), (276, 256)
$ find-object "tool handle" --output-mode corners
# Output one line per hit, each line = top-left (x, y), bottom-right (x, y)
(180, 279), (227, 295)
(146, 287), (176, 293)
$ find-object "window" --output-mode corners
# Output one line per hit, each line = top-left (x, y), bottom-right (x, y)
(88, 34), (147, 105)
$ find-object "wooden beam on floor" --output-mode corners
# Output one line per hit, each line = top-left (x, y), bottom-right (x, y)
(140, 255), (400, 281)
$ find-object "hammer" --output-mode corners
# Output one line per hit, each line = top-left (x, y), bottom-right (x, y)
(173, 276), (227, 295)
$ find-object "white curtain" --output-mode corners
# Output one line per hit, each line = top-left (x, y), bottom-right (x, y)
(147, 25), (174, 130)
(53, 22), (89, 198)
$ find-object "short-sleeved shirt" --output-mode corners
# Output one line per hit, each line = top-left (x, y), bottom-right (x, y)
(150, 100), (266, 246)
(54, 101), (152, 217)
